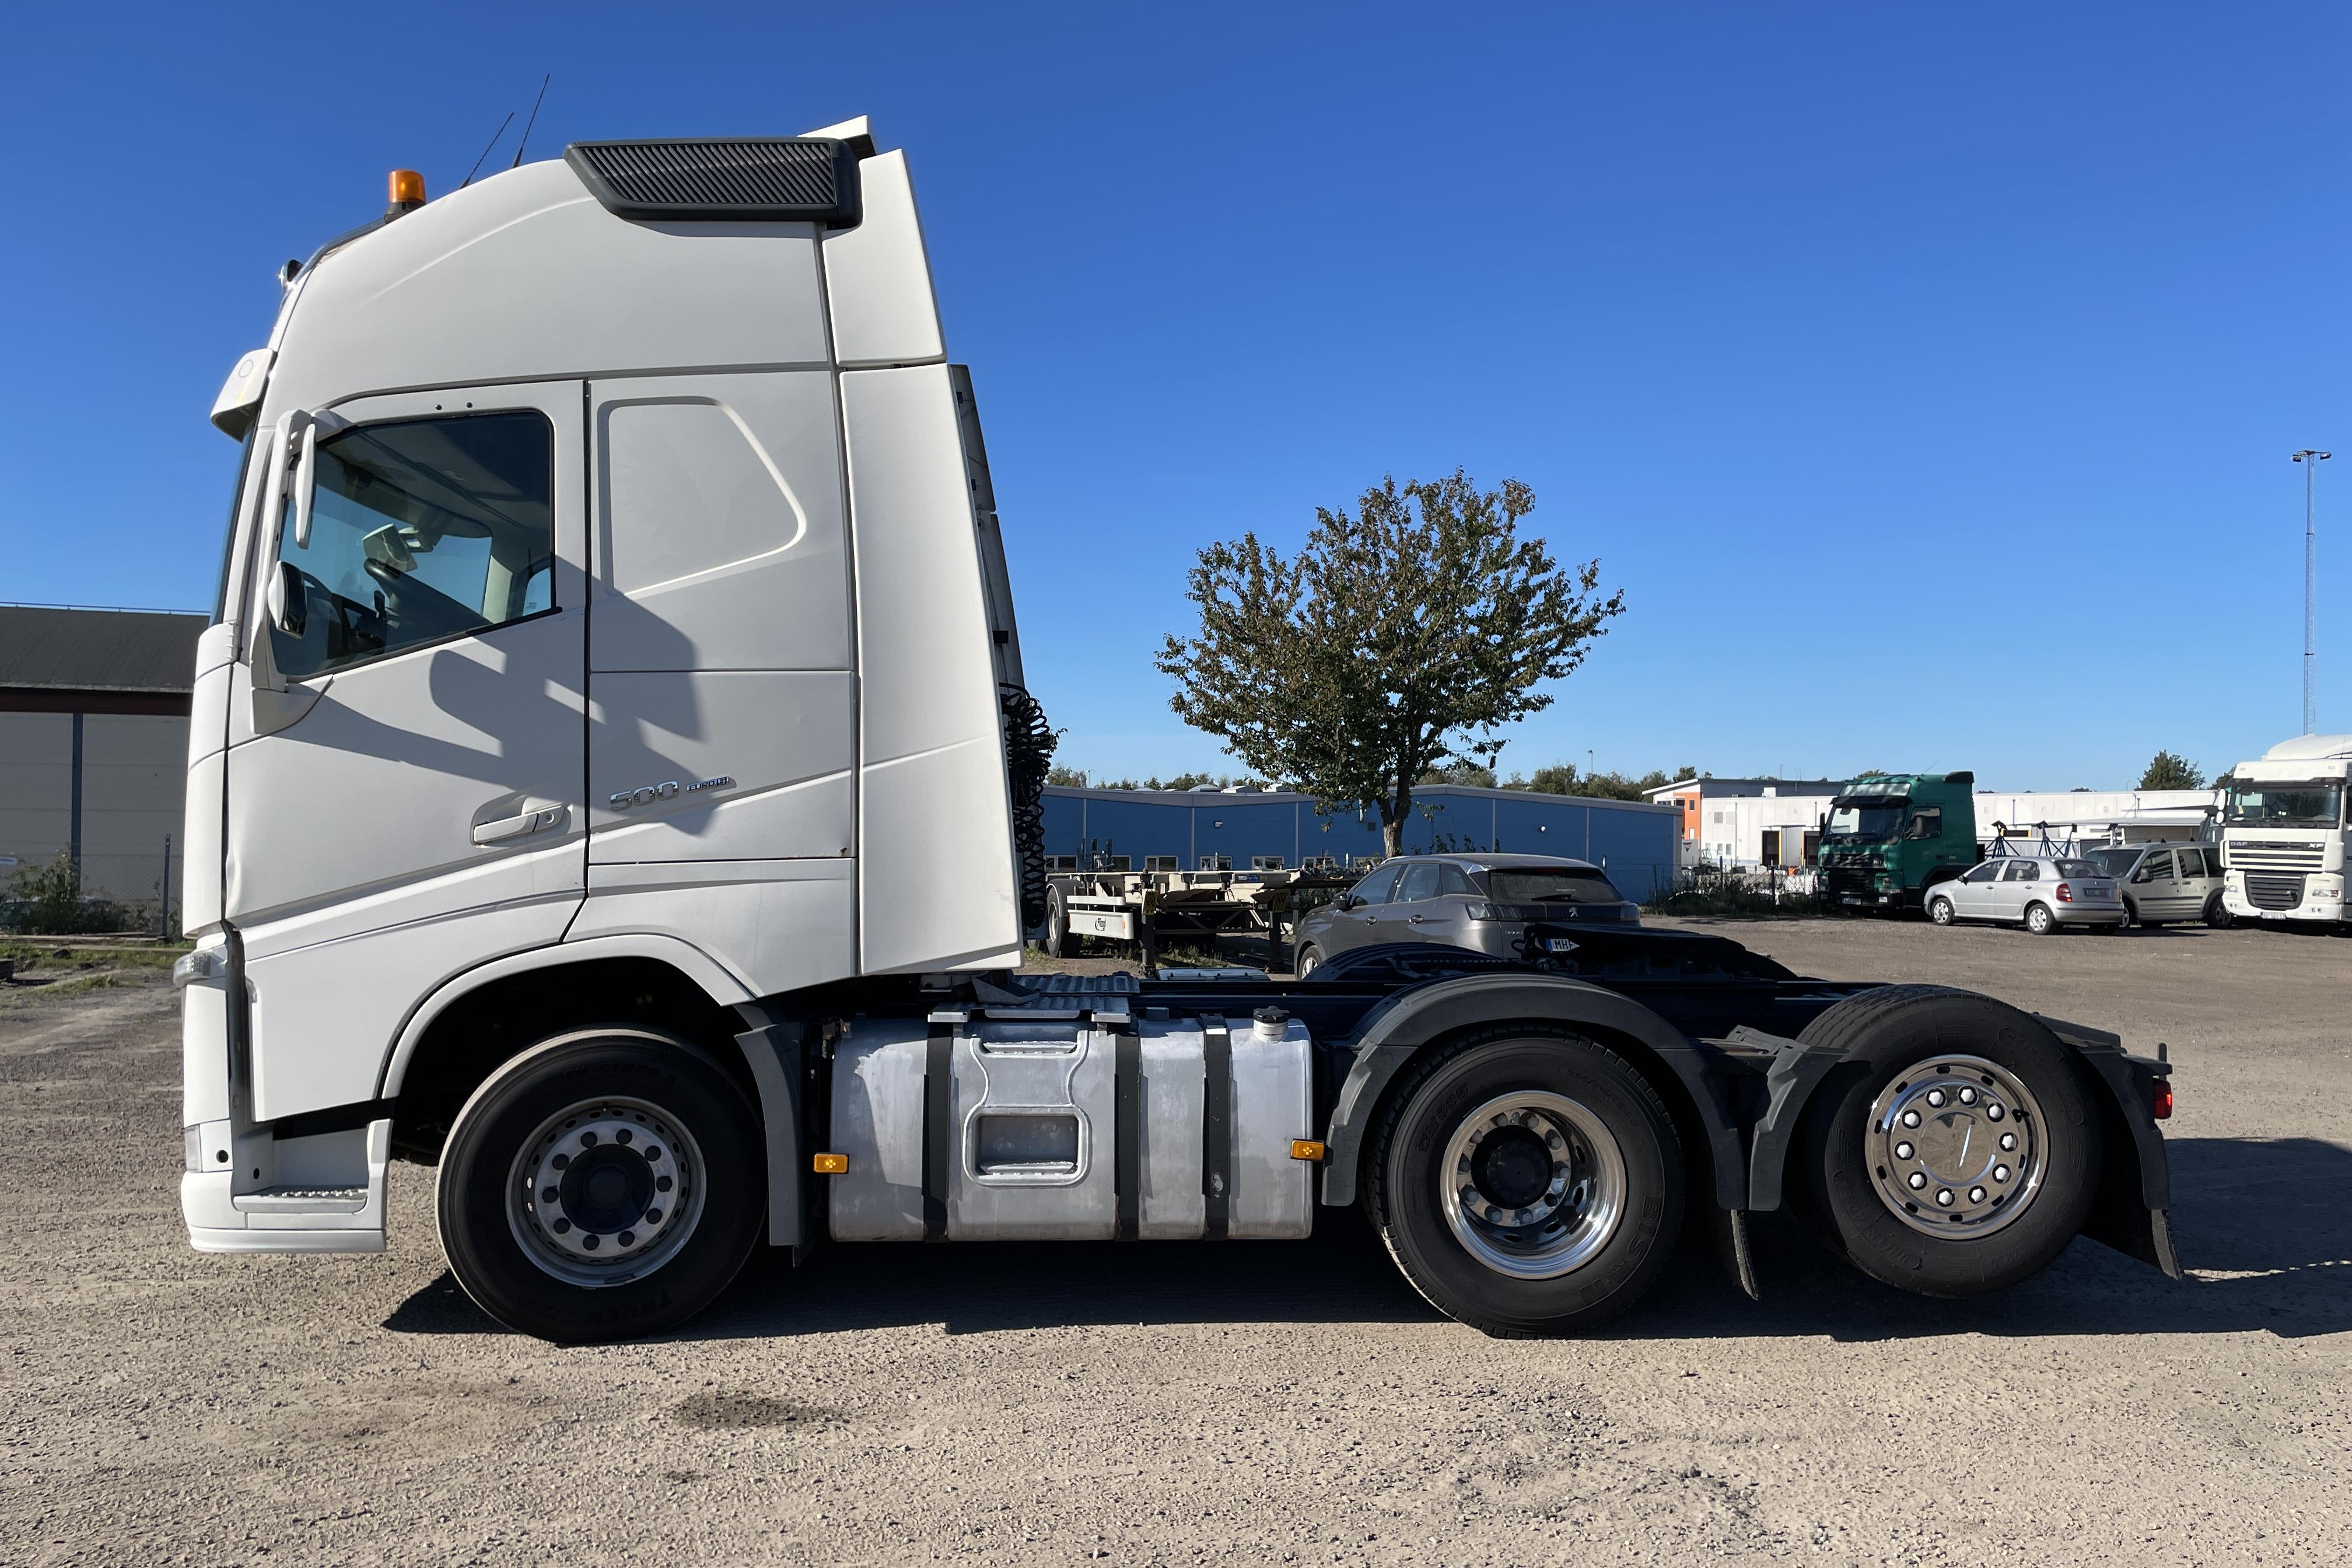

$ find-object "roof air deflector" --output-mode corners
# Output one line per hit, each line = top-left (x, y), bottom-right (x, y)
(564, 138), (862, 226)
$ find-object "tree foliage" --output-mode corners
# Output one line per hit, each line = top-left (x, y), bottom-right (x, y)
(2137, 750), (2207, 791)
(1156, 471), (1625, 855)
(1502, 762), (1696, 801)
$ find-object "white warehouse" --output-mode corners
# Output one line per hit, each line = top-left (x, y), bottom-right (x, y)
(1691, 787), (2218, 870)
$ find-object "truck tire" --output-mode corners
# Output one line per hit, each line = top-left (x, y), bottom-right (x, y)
(2024, 902), (2056, 935)
(1792, 986), (2101, 1297)
(1927, 895), (1955, 926)
(1045, 887), (1081, 958)
(436, 1029), (764, 1343)
(1364, 1029), (1683, 1336)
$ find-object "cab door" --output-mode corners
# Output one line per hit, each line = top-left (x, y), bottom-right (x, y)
(224, 383), (587, 1120)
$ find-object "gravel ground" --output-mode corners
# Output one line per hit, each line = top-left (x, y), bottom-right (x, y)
(2, 918), (2346, 1567)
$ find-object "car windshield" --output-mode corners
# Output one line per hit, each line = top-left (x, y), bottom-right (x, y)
(1485, 868), (1624, 904)
(2054, 860), (2105, 878)
(2085, 848), (2138, 877)
(1824, 796), (1906, 841)
(2223, 785), (2343, 827)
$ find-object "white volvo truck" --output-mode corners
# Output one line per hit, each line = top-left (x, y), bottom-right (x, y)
(2218, 734), (2351, 926)
(177, 120), (2183, 1341)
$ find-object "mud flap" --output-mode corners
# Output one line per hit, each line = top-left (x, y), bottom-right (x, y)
(2038, 1013), (2186, 1282)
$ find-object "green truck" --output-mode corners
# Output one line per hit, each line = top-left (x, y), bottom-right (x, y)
(1817, 771), (1980, 910)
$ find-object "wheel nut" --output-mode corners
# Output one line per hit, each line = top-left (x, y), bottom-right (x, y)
(618, 1230), (636, 1247)
(581, 1131), (598, 1147)
(1927, 1089), (1946, 1107)
(1936, 1189), (1955, 1206)
(1987, 1104), (2005, 1121)
(1959, 1087), (1978, 1105)
(1902, 1110), (1922, 1128)
(1994, 1164), (2011, 1182)
(2000, 1133), (2017, 1152)
(646, 1146), (663, 1161)
(645, 1208), (663, 1224)
(1895, 1142), (1915, 1160)
(541, 1186), (558, 1203)
(1969, 1186), (1986, 1203)
(552, 1219), (571, 1234)
(1908, 1172), (1927, 1190)
(582, 1234), (600, 1249)
(656, 1175), (674, 1193)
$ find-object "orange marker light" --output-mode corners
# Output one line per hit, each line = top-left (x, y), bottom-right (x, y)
(387, 169), (427, 208)
(1290, 1139), (1326, 1163)
(812, 1153), (850, 1174)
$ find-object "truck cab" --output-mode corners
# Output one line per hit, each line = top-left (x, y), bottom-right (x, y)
(1816, 772), (1979, 910)
(173, 125), (2178, 1344)
(2217, 735), (2351, 925)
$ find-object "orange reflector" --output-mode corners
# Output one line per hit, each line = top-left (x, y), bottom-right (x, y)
(388, 169), (427, 207)
(2151, 1080), (2173, 1121)
(1290, 1139), (1326, 1163)
(811, 1153), (849, 1174)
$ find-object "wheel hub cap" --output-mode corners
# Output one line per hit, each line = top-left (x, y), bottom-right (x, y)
(1440, 1091), (1628, 1280)
(1866, 1055), (2046, 1238)
(506, 1098), (704, 1286)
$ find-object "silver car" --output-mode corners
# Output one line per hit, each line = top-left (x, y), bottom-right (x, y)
(2085, 842), (2231, 929)
(1925, 855), (2124, 935)
(1291, 853), (1640, 975)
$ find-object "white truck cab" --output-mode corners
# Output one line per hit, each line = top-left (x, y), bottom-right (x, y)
(2217, 734), (2352, 925)
(175, 121), (2182, 1343)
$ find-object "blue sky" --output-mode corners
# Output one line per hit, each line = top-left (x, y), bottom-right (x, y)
(4, 4), (2345, 790)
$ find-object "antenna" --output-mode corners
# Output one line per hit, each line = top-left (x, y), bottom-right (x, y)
(510, 75), (551, 169)
(459, 111), (513, 190)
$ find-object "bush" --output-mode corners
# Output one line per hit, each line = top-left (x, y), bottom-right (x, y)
(1, 852), (139, 936)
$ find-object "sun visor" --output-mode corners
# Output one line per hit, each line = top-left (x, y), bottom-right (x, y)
(565, 138), (862, 226)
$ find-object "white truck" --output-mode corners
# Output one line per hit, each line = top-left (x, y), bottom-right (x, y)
(176, 120), (2183, 1342)
(2218, 734), (2352, 926)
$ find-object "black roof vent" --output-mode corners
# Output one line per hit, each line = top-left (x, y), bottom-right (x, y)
(564, 138), (862, 226)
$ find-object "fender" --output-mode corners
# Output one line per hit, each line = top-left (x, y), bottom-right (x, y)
(376, 933), (757, 1099)
(1319, 972), (1748, 1212)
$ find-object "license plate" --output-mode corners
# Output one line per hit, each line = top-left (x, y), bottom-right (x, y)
(1542, 937), (1580, 953)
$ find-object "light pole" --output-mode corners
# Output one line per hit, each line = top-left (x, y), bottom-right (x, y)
(2293, 450), (2331, 734)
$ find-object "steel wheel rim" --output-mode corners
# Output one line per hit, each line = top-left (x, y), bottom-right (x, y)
(1438, 1090), (1628, 1279)
(505, 1096), (706, 1287)
(1866, 1054), (2047, 1239)
(1930, 898), (1953, 925)
(2028, 905), (2052, 933)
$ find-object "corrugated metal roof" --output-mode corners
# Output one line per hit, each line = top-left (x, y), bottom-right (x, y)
(0, 606), (208, 693)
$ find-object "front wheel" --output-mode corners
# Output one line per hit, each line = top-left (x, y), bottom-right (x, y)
(1365, 1031), (1684, 1336)
(2204, 894), (2234, 929)
(437, 1030), (764, 1342)
(1294, 943), (1324, 978)
(1928, 895), (1955, 926)
(2024, 902), (2056, 936)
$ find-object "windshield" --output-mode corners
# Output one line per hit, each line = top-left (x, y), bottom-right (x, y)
(2224, 785), (2343, 828)
(1485, 869), (1625, 905)
(1824, 796), (1907, 841)
(2085, 848), (2138, 877)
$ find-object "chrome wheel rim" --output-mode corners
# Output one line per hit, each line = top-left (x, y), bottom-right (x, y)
(1438, 1091), (1627, 1279)
(506, 1097), (706, 1287)
(1866, 1054), (2046, 1238)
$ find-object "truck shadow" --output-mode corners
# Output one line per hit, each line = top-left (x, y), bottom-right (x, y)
(382, 1136), (2351, 1343)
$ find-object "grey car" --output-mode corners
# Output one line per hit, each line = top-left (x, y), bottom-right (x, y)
(2085, 842), (2231, 929)
(1924, 854), (2125, 935)
(1290, 853), (1640, 975)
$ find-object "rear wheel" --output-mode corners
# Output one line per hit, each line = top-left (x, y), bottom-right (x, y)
(437, 1030), (764, 1342)
(1045, 887), (1081, 958)
(1794, 987), (2100, 1296)
(1927, 895), (1955, 926)
(2024, 902), (2056, 936)
(1365, 1030), (1683, 1335)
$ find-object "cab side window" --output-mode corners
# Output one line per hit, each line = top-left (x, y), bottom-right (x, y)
(1395, 862), (1441, 902)
(270, 411), (555, 681)
(1350, 864), (1405, 905)
(1905, 808), (1943, 839)
(1961, 862), (2000, 883)
(2135, 850), (2175, 883)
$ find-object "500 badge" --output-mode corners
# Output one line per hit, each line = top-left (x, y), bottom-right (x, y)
(608, 775), (736, 810)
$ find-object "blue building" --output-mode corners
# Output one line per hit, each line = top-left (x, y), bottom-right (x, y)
(1041, 784), (1679, 899)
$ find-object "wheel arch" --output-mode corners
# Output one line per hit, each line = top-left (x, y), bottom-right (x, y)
(380, 936), (757, 1164)
(1319, 975), (1745, 1213)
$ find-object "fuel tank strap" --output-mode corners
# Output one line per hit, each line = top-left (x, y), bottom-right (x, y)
(922, 1021), (953, 1241)
(1114, 1030), (1141, 1241)
(1203, 1019), (1231, 1240)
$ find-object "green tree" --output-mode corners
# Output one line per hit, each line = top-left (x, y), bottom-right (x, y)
(2138, 750), (2207, 791)
(1418, 761), (1499, 789)
(1045, 764), (1091, 788)
(1156, 470), (1625, 856)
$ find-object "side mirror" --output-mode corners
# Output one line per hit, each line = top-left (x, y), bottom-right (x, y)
(267, 561), (307, 636)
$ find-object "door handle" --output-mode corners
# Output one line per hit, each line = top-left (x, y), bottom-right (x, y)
(1406, 915), (1429, 924)
(472, 805), (566, 845)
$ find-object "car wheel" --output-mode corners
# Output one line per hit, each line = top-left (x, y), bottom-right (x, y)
(436, 1029), (764, 1343)
(2024, 902), (2056, 936)
(1294, 943), (1324, 978)
(2118, 898), (2137, 929)
(2204, 894), (2234, 929)
(1794, 986), (2101, 1297)
(1364, 1029), (1684, 1336)
(1927, 896), (1955, 926)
